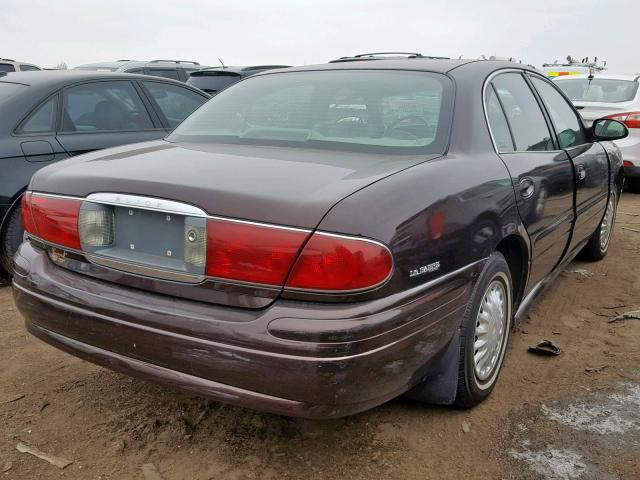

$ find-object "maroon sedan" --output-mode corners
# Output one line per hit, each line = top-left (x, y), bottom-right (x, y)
(13, 57), (627, 418)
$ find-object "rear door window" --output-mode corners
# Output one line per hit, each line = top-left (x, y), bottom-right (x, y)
(62, 81), (154, 132)
(0, 63), (16, 72)
(530, 76), (587, 149)
(20, 64), (41, 71)
(485, 87), (515, 153)
(492, 73), (555, 152)
(19, 95), (58, 133)
(142, 81), (206, 127)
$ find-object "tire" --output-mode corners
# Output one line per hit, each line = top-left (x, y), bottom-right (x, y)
(0, 205), (24, 275)
(581, 190), (617, 262)
(455, 252), (513, 408)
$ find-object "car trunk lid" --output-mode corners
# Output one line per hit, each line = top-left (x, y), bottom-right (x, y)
(29, 140), (438, 308)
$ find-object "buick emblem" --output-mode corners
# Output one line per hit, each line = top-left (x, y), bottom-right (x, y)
(187, 229), (198, 243)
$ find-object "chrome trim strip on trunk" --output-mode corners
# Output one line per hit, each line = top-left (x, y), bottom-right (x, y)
(85, 192), (208, 217)
(86, 254), (206, 284)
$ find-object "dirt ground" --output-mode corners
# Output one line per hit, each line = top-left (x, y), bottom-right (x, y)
(1, 195), (639, 480)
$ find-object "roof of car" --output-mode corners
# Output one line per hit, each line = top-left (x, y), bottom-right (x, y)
(194, 65), (292, 74)
(254, 58), (535, 76)
(0, 70), (187, 88)
(0, 58), (38, 65)
(553, 73), (640, 81)
(75, 60), (205, 70)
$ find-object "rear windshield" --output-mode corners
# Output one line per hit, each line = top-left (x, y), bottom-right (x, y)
(187, 72), (241, 94)
(0, 82), (27, 103)
(170, 70), (452, 154)
(555, 78), (639, 103)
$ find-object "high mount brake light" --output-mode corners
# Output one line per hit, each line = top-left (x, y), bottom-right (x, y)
(603, 111), (640, 129)
(24, 192), (394, 292)
(285, 233), (393, 291)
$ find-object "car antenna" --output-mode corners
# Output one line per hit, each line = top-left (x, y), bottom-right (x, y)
(218, 58), (226, 69)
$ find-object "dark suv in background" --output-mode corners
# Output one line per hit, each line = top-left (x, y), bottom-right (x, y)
(0, 70), (209, 275)
(186, 65), (290, 95)
(74, 59), (210, 82)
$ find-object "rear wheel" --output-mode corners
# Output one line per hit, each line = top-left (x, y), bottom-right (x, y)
(455, 252), (512, 408)
(0, 205), (24, 275)
(582, 191), (616, 261)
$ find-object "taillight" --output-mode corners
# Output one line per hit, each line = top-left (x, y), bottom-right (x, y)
(26, 194), (82, 249)
(604, 112), (640, 129)
(205, 218), (308, 286)
(624, 160), (635, 168)
(285, 233), (393, 291)
(23, 191), (394, 293)
(21, 192), (37, 235)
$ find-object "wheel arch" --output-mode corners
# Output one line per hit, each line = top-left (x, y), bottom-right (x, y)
(494, 234), (529, 310)
(0, 186), (27, 233)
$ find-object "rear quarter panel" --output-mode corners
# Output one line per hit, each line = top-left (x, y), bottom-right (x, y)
(286, 63), (527, 304)
(312, 152), (521, 299)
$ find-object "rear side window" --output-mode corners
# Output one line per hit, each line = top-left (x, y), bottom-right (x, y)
(20, 64), (41, 71)
(485, 87), (515, 153)
(0, 63), (16, 72)
(492, 73), (554, 152)
(147, 69), (181, 81)
(143, 81), (206, 127)
(531, 77), (586, 149)
(62, 81), (154, 132)
(19, 96), (58, 133)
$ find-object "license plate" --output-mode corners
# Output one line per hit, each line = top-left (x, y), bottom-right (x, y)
(84, 205), (206, 277)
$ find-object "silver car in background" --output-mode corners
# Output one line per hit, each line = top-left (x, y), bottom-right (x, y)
(555, 74), (640, 191)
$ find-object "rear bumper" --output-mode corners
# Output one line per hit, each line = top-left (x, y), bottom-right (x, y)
(13, 241), (479, 418)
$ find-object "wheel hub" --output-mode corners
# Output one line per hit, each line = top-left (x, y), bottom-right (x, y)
(474, 279), (507, 382)
(600, 195), (615, 251)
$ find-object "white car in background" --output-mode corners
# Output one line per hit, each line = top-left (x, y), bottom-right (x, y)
(555, 74), (640, 192)
(0, 58), (41, 72)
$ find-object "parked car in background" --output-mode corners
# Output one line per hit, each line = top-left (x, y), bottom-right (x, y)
(13, 59), (626, 418)
(0, 71), (209, 275)
(541, 56), (606, 78)
(555, 73), (640, 191)
(186, 65), (291, 95)
(74, 60), (210, 82)
(0, 58), (41, 72)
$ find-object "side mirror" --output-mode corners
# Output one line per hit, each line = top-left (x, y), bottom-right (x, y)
(592, 118), (628, 141)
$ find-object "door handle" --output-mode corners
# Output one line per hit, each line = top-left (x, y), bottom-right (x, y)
(576, 163), (586, 181)
(519, 177), (535, 198)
